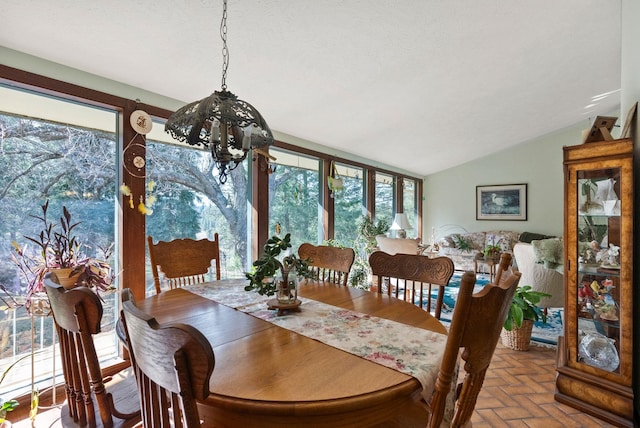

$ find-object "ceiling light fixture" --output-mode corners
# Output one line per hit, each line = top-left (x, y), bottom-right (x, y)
(164, 0), (273, 183)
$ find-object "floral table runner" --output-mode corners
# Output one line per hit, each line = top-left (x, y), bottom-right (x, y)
(185, 279), (448, 400)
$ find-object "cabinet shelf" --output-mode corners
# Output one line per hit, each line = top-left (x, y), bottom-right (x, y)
(577, 268), (620, 277)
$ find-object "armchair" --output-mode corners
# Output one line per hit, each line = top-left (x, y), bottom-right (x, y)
(513, 242), (564, 309)
(375, 236), (419, 255)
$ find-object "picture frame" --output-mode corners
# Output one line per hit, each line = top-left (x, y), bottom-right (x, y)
(476, 183), (527, 221)
(583, 116), (617, 143)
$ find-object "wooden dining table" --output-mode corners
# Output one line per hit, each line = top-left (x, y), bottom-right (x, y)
(134, 279), (448, 427)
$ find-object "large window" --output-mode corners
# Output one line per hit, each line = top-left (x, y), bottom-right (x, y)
(268, 148), (321, 251)
(144, 122), (249, 293)
(333, 163), (365, 247)
(0, 67), (424, 404)
(374, 172), (394, 227)
(0, 84), (119, 398)
(403, 178), (418, 239)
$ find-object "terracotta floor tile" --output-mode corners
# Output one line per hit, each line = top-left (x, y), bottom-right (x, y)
(12, 342), (621, 427)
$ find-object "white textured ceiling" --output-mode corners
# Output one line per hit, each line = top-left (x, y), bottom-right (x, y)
(2, 0), (622, 176)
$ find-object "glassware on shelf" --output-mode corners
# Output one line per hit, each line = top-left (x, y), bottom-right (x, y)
(578, 332), (619, 372)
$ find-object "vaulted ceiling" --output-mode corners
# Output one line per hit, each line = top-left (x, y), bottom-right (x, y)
(2, 0), (622, 176)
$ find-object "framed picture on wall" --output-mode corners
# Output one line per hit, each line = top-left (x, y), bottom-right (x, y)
(476, 183), (527, 220)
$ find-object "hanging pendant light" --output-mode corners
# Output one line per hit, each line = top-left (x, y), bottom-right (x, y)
(164, 0), (273, 183)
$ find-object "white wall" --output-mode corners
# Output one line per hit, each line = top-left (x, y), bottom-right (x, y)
(423, 122), (588, 239)
(621, 0), (640, 124)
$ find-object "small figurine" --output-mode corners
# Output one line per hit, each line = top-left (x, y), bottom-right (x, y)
(606, 244), (620, 266)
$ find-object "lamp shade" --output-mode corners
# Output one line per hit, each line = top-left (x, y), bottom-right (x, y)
(390, 213), (412, 231)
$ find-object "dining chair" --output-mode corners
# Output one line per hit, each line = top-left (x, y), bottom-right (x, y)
(368, 251), (454, 319)
(120, 289), (215, 428)
(428, 253), (521, 428)
(147, 234), (221, 294)
(43, 272), (140, 428)
(297, 243), (355, 286)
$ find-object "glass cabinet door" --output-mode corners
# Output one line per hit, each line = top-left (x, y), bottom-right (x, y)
(575, 167), (622, 373)
(557, 138), (633, 426)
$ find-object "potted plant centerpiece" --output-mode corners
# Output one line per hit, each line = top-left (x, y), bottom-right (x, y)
(11, 201), (115, 312)
(501, 285), (551, 351)
(245, 233), (311, 305)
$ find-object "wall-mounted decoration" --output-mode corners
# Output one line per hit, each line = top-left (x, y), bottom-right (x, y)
(327, 161), (343, 198)
(130, 110), (153, 135)
(476, 183), (527, 221)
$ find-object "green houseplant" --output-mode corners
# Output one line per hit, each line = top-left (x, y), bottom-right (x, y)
(0, 353), (31, 425)
(483, 243), (502, 261)
(0, 397), (18, 425)
(11, 201), (115, 311)
(0, 393), (19, 425)
(452, 234), (473, 252)
(245, 234), (311, 302)
(349, 215), (390, 288)
(501, 285), (551, 351)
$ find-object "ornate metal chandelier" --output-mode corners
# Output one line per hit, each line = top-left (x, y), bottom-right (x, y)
(164, 0), (273, 183)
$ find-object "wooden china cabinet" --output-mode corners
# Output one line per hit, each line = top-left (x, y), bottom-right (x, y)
(555, 138), (634, 427)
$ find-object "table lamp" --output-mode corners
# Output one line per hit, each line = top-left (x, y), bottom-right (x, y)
(390, 213), (412, 239)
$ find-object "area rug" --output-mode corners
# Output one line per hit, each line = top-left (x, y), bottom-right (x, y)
(435, 272), (563, 346)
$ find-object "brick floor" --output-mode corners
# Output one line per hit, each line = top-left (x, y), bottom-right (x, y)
(472, 342), (617, 427)
(12, 342), (619, 427)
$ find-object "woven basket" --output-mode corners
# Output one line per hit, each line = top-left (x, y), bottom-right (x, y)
(501, 319), (534, 351)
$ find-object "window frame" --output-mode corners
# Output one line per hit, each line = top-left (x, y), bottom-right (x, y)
(0, 64), (424, 388)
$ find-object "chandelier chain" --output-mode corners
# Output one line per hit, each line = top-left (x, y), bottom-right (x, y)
(220, 0), (229, 91)
(164, 0), (273, 184)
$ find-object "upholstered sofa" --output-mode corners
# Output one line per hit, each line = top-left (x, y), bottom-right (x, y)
(437, 230), (522, 271)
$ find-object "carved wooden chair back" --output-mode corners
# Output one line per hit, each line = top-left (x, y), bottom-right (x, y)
(120, 289), (215, 428)
(148, 234), (221, 294)
(428, 253), (521, 428)
(44, 272), (140, 428)
(297, 243), (355, 286)
(368, 251), (454, 319)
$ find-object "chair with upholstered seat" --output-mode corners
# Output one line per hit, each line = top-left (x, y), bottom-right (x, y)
(297, 243), (355, 286)
(368, 251), (454, 319)
(44, 272), (140, 428)
(428, 253), (521, 427)
(120, 288), (215, 428)
(148, 234), (221, 294)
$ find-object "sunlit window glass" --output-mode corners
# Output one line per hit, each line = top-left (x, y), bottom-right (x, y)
(0, 84), (118, 399)
(268, 149), (320, 250)
(375, 172), (394, 226)
(145, 123), (248, 292)
(403, 178), (417, 239)
(332, 163), (365, 247)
